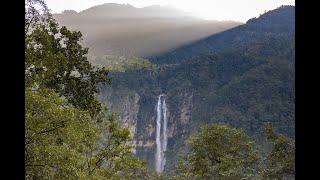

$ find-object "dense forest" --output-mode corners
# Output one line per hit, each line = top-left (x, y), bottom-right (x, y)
(25, 0), (295, 179)
(149, 5), (294, 64)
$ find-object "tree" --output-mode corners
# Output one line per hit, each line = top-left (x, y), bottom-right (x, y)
(261, 123), (295, 179)
(25, 0), (111, 117)
(25, 1), (156, 179)
(174, 124), (260, 180)
(26, 88), (157, 179)
(25, 88), (98, 179)
(88, 113), (159, 179)
(25, 0), (51, 35)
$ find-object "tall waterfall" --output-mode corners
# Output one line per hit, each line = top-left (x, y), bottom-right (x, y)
(155, 94), (168, 173)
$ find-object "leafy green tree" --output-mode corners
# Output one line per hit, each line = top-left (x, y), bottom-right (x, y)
(261, 123), (295, 179)
(26, 88), (98, 179)
(25, 0), (111, 117)
(174, 124), (260, 180)
(25, 1), (156, 179)
(26, 88), (157, 179)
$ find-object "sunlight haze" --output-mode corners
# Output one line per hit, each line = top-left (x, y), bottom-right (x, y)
(44, 0), (295, 22)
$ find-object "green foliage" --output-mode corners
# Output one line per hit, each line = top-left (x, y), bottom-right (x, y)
(25, 88), (97, 179)
(25, 1), (156, 179)
(90, 54), (157, 72)
(174, 124), (260, 180)
(25, 13), (111, 117)
(169, 124), (295, 180)
(261, 123), (295, 179)
(88, 113), (159, 179)
(25, 88), (157, 179)
(150, 6), (294, 65)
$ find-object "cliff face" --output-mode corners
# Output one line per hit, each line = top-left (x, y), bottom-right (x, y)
(98, 88), (141, 152)
(98, 83), (196, 171)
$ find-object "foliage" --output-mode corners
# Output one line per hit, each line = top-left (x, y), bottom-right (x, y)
(25, 0), (51, 34)
(25, 1), (111, 117)
(150, 6), (294, 65)
(169, 123), (295, 180)
(173, 124), (260, 180)
(25, 1), (156, 179)
(261, 123), (295, 179)
(25, 88), (97, 179)
(94, 114), (159, 179)
(89, 54), (156, 72)
(25, 88), (157, 179)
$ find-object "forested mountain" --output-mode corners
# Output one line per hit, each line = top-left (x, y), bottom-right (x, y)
(53, 3), (241, 59)
(99, 5), (295, 173)
(150, 5), (295, 64)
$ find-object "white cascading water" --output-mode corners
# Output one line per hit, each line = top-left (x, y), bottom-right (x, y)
(162, 98), (167, 169)
(155, 95), (162, 172)
(155, 94), (168, 173)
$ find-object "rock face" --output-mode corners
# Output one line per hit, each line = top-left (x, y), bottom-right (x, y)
(98, 88), (140, 152)
(98, 84), (195, 171)
(179, 93), (193, 125)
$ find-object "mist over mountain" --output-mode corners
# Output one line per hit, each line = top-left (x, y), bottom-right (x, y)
(151, 5), (295, 64)
(53, 3), (241, 59)
(74, 3), (193, 19)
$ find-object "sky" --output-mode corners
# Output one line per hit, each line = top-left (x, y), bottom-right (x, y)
(44, 0), (295, 22)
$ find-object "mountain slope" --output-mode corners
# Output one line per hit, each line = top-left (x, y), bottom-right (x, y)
(150, 5), (295, 65)
(53, 3), (241, 59)
(98, 6), (295, 173)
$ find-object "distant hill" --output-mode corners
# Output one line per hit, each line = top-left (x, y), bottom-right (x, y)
(53, 3), (241, 59)
(150, 5), (295, 64)
(73, 3), (192, 19)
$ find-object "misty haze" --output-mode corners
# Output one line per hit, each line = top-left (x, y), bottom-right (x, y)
(54, 3), (241, 61)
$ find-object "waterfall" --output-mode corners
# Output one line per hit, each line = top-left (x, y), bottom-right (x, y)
(162, 98), (167, 169)
(155, 94), (168, 173)
(155, 95), (162, 172)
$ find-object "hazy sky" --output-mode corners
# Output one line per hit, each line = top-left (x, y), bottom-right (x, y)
(44, 0), (295, 22)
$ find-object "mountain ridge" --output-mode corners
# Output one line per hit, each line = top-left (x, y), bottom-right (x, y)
(150, 5), (295, 64)
(53, 3), (241, 58)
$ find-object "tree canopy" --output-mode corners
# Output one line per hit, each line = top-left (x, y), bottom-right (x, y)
(261, 123), (295, 179)
(26, 0), (111, 117)
(172, 124), (260, 180)
(25, 1), (156, 179)
(170, 124), (295, 180)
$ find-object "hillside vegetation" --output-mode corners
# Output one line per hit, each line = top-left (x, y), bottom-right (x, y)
(101, 6), (295, 174)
